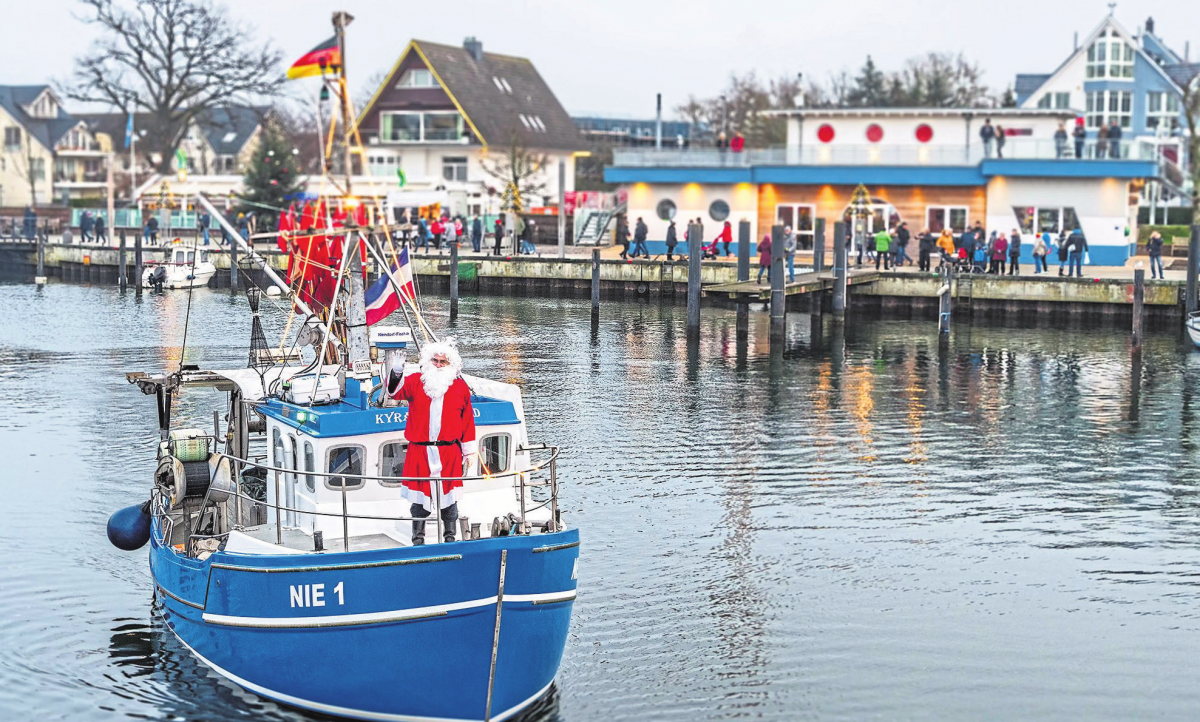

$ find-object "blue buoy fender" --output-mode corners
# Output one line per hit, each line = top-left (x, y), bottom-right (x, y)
(107, 501), (152, 551)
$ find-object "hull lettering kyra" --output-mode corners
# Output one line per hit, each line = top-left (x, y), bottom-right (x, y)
(108, 15), (580, 720)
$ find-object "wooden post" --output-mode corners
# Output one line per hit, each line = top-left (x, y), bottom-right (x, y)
(35, 227), (45, 286)
(770, 224), (785, 321)
(229, 226), (238, 292)
(557, 158), (566, 259)
(450, 241), (460, 319)
(813, 218), (826, 274)
(938, 263), (953, 334)
(118, 230), (127, 290)
(687, 223), (701, 334)
(736, 219), (750, 282)
(1132, 264), (1145, 349)
(832, 221), (846, 316)
(591, 249), (600, 312)
(1188, 225), (1200, 315)
(134, 226), (144, 294)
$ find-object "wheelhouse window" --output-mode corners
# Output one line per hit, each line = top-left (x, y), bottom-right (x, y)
(479, 434), (512, 475)
(326, 446), (365, 490)
(303, 441), (316, 492)
(378, 441), (408, 487)
(381, 112), (465, 143)
(272, 427), (284, 470)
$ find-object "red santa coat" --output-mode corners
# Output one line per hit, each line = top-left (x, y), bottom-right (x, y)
(391, 372), (477, 509)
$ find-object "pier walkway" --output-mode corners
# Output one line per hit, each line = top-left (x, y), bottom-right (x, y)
(706, 270), (881, 301)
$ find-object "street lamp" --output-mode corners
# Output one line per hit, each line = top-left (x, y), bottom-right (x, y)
(849, 183), (873, 266)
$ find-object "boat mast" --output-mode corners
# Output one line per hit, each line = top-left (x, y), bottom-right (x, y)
(333, 10), (371, 378)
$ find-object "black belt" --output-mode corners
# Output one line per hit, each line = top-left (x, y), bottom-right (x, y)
(414, 440), (460, 447)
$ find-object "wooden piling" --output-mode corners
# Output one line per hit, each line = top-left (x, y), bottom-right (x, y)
(591, 249), (600, 312)
(118, 231), (127, 290)
(813, 218), (826, 274)
(832, 221), (847, 316)
(1188, 225), (1200, 315)
(687, 223), (701, 333)
(1132, 265), (1144, 349)
(134, 229), (144, 294)
(229, 229), (238, 292)
(450, 242), (460, 319)
(737, 220), (750, 282)
(770, 224), (785, 322)
(938, 264), (953, 333)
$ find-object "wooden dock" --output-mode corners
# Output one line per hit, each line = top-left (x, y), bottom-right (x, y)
(705, 270), (881, 301)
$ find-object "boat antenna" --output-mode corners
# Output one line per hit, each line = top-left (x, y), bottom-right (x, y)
(177, 238), (199, 374)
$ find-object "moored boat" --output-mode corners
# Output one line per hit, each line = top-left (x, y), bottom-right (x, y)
(140, 239), (216, 289)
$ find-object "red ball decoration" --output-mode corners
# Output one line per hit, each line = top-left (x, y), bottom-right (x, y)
(915, 124), (933, 143)
(817, 124), (835, 143)
(865, 124), (884, 143)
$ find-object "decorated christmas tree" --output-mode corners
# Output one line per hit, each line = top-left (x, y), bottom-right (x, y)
(239, 119), (305, 230)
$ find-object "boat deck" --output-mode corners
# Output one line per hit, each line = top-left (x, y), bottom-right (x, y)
(236, 526), (406, 553)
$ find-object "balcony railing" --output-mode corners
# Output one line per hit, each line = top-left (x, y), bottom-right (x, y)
(613, 139), (1157, 168)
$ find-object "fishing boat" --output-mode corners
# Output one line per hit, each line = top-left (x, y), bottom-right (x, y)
(105, 13), (578, 721)
(140, 239), (217, 290)
(1187, 312), (1200, 349)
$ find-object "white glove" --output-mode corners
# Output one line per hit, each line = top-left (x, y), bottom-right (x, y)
(387, 351), (406, 376)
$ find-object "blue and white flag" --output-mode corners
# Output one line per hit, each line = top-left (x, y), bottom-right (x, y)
(365, 246), (415, 326)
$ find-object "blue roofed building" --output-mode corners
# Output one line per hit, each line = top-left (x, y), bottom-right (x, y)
(0, 85), (106, 206)
(1014, 13), (1198, 212)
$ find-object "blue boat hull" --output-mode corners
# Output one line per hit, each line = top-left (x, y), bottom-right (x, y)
(149, 528), (579, 721)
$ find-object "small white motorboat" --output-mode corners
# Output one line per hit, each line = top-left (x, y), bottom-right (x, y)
(142, 241), (217, 290)
(1187, 312), (1200, 349)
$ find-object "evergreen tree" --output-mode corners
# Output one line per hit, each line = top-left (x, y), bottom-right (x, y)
(849, 56), (887, 107)
(1001, 85), (1018, 107)
(239, 119), (305, 230)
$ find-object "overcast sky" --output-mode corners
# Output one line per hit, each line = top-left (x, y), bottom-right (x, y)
(3, 0), (1196, 118)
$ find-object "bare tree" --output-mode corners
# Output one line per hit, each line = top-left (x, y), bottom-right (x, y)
(271, 102), (327, 174)
(64, 0), (282, 174)
(480, 133), (548, 213)
(1179, 68), (1200, 224)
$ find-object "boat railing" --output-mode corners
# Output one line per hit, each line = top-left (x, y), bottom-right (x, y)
(162, 445), (562, 555)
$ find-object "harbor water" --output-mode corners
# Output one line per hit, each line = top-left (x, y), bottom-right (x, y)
(2, 281), (1200, 721)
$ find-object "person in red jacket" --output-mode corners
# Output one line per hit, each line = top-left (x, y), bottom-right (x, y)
(430, 217), (445, 250)
(756, 233), (772, 283)
(730, 133), (745, 153)
(387, 340), (477, 545)
(711, 221), (733, 257)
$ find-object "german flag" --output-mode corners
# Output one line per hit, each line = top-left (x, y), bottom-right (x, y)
(287, 37), (341, 80)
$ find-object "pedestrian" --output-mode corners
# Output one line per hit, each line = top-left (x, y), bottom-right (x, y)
(430, 216), (444, 250)
(1096, 124), (1109, 160)
(665, 219), (678, 261)
(493, 217), (504, 255)
(631, 217), (649, 258)
(711, 221), (732, 257)
(730, 132), (745, 153)
(887, 227), (900, 268)
(520, 219), (537, 254)
(874, 227), (892, 271)
(417, 217), (429, 251)
(470, 213), (482, 253)
(198, 211), (210, 245)
(917, 227), (936, 272)
(1107, 119), (1122, 159)
(1054, 123), (1069, 159)
(783, 225), (797, 282)
(80, 211), (94, 243)
(988, 232), (1003, 274)
(896, 221), (912, 266)
(936, 228), (956, 266)
(146, 214), (160, 245)
(1007, 229), (1021, 275)
(994, 124), (1006, 159)
(1073, 120), (1087, 159)
(1066, 226), (1088, 277)
(1032, 232), (1048, 274)
(756, 233), (772, 283)
(1147, 230), (1165, 279)
(236, 212), (249, 244)
(980, 118), (996, 158)
(959, 224), (978, 261)
(616, 215), (630, 260)
(1056, 231), (1070, 275)
(454, 216), (465, 245)
(23, 205), (36, 241)
(95, 213), (107, 244)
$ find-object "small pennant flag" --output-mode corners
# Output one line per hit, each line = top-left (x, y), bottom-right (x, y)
(287, 37), (341, 80)
(365, 247), (415, 326)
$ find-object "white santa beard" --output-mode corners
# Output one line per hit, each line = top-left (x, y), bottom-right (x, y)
(420, 363), (457, 399)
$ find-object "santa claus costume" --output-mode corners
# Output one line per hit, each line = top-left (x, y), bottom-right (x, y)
(388, 340), (477, 544)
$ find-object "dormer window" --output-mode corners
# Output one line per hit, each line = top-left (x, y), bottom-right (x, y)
(25, 89), (59, 119)
(1086, 29), (1134, 79)
(398, 69), (436, 88)
(222, 131), (238, 144)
